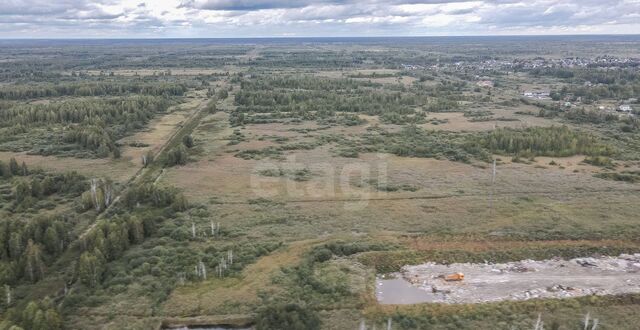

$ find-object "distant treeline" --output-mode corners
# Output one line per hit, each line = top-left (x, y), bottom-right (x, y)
(0, 81), (187, 100)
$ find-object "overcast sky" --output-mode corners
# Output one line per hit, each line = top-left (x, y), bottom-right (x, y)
(1, 0), (639, 38)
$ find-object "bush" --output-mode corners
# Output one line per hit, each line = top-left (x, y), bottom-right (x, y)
(182, 135), (194, 148)
(164, 146), (189, 167)
(255, 304), (321, 330)
(583, 156), (614, 168)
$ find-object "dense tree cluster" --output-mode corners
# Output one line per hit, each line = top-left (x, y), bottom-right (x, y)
(77, 216), (147, 286)
(533, 67), (639, 85)
(564, 108), (619, 124)
(0, 82), (187, 100)
(233, 75), (430, 126)
(240, 75), (380, 91)
(0, 164), (96, 285)
(529, 68), (575, 79)
(484, 126), (614, 157)
(539, 69), (640, 103)
(0, 215), (72, 283)
(0, 160), (87, 210)
(0, 96), (173, 157)
(0, 158), (28, 178)
(255, 303), (321, 330)
(0, 298), (63, 330)
(551, 83), (640, 103)
(76, 184), (188, 287)
(12, 171), (87, 207)
(0, 96), (172, 127)
(121, 183), (188, 211)
(357, 126), (490, 163)
(163, 145), (190, 167)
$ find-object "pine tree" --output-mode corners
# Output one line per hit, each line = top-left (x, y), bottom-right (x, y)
(8, 158), (19, 176)
(20, 162), (28, 176)
(45, 309), (63, 330)
(182, 135), (194, 148)
(41, 177), (55, 196)
(21, 301), (39, 330)
(43, 227), (60, 255)
(14, 180), (31, 203)
(32, 310), (47, 330)
(0, 161), (9, 178)
(30, 179), (43, 198)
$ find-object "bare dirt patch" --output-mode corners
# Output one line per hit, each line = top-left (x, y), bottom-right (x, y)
(378, 254), (640, 304)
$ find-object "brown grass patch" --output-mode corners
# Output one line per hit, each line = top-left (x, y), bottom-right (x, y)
(162, 240), (317, 316)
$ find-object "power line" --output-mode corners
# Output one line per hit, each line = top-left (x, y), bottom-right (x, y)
(212, 187), (640, 205)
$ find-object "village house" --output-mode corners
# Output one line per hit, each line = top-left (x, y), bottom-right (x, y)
(618, 104), (633, 112)
(523, 90), (551, 99)
(476, 80), (494, 88)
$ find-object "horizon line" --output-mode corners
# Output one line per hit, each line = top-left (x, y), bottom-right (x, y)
(1, 33), (640, 40)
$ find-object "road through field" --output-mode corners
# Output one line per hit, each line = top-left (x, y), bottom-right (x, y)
(77, 93), (215, 238)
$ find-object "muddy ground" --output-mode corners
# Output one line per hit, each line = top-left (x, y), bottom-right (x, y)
(377, 255), (640, 304)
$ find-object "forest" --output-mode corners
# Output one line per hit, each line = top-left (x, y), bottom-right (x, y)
(0, 95), (176, 158)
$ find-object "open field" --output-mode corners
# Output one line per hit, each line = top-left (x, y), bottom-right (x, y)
(1, 37), (640, 330)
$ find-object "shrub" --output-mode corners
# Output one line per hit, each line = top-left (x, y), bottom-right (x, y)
(255, 304), (321, 330)
(583, 156), (614, 168)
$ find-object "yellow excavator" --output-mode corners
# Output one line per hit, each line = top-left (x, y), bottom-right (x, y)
(444, 273), (465, 281)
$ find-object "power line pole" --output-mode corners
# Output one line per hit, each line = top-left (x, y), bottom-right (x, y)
(489, 158), (497, 216)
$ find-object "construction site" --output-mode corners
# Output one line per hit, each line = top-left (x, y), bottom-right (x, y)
(377, 254), (640, 305)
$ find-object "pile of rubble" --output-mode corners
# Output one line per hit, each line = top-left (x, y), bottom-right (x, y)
(378, 254), (640, 304)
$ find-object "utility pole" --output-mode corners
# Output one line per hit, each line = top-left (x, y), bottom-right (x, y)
(4, 285), (10, 306)
(489, 158), (497, 216)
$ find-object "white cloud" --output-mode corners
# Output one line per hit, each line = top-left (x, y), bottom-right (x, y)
(0, 0), (638, 37)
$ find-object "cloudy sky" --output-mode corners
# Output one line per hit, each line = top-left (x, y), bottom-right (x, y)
(1, 0), (640, 38)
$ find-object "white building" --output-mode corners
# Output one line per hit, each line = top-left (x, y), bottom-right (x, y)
(476, 80), (494, 88)
(523, 90), (550, 99)
(618, 105), (633, 112)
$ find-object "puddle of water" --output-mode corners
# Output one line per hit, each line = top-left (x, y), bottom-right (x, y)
(376, 277), (439, 304)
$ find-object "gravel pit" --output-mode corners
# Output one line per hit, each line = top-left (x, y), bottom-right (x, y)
(377, 254), (640, 305)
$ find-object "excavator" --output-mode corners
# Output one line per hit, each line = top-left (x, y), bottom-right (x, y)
(443, 273), (465, 281)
